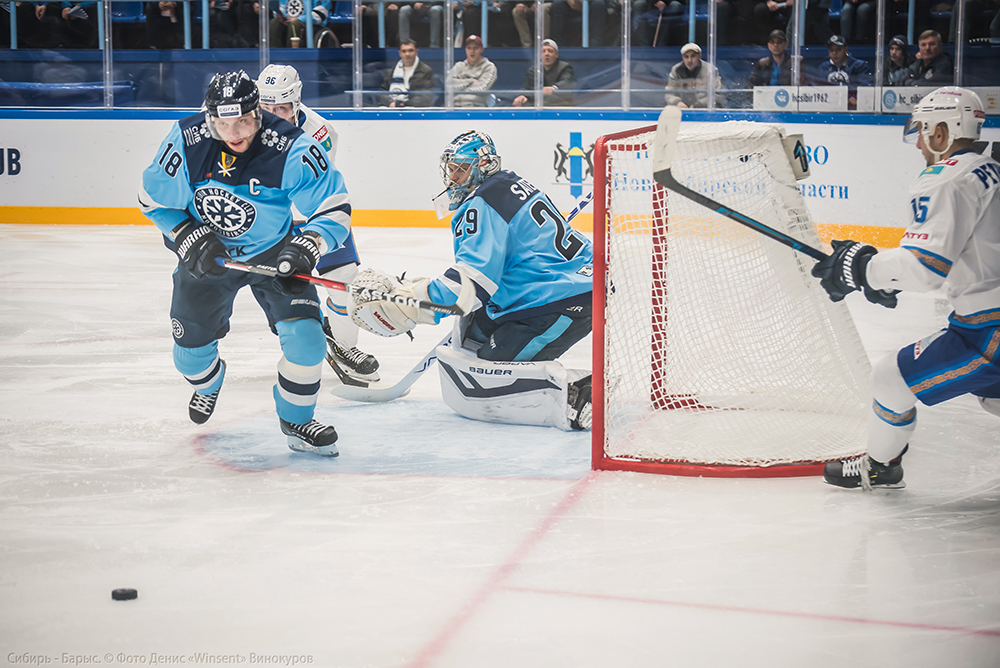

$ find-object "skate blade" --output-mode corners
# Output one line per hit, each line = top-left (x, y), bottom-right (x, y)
(286, 436), (340, 457)
(326, 355), (379, 387)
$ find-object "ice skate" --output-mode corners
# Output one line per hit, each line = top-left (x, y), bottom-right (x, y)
(188, 360), (225, 424)
(323, 319), (380, 386)
(568, 375), (593, 431)
(824, 446), (907, 490)
(280, 418), (339, 457)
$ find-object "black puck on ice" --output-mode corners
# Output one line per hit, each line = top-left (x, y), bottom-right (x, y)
(111, 588), (138, 601)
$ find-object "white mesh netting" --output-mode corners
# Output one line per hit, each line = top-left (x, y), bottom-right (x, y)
(599, 123), (870, 471)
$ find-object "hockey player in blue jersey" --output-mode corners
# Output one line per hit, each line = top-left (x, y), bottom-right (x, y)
(138, 70), (351, 457)
(351, 131), (595, 430)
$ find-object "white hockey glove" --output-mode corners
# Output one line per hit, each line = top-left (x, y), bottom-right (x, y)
(350, 268), (438, 337)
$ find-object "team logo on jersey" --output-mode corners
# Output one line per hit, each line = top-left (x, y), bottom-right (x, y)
(260, 128), (289, 151)
(183, 122), (211, 146)
(218, 151), (237, 177)
(194, 186), (256, 238)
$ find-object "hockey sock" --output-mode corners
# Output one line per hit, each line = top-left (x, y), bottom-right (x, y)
(174, 341), (225, 395)
(273, 318), (325, 424)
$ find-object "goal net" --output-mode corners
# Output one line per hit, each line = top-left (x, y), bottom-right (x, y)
(592, 122), (870, 477)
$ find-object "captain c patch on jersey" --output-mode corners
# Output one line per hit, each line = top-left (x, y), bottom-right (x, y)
(194, 186), (257, 238)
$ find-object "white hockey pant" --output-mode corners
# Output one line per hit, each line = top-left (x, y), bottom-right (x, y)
(868, 352), (918, 464)
(436, 344), (587, 431)
(320, 263), (360, 348)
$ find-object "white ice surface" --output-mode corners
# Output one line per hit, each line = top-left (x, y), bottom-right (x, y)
(1, 225), (999, 668)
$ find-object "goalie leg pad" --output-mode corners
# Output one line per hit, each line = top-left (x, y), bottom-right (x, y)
(437, 345), (587, 431)
(351, 268), (437, 337)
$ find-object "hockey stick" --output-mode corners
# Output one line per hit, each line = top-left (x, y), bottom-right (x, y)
(650, 106), (828, 262)
(330, 332), (453, 402)
(221, 259), (475, 317)
(331, 191), (595, 403)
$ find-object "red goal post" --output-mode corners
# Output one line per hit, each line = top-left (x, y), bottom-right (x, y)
(591, 122), (871, 478)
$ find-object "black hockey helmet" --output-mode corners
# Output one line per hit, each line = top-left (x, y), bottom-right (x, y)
(204, 70), (261, 143)
(205, 70), (260, 119)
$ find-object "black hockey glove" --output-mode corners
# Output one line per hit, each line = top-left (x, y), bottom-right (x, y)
(811, 239), (898, 309)
(274, 234), (322, 296)
(175, 222), (229, 279)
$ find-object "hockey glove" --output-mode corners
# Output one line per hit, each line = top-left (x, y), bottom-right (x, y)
(811, 239), (898, 309)
(175, 221), (229, 279)
(350, 268), (437, 337)
(274, 234), (322, 296)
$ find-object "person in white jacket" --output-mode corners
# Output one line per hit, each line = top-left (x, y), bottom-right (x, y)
(812, 87), (999, 490)
(447, 35), (498, 108)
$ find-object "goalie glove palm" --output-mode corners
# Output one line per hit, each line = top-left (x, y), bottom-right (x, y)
(274, 234), (322, 296)
(176, 221), (229, 279)
(351, 269), (438, 337)
(811, 239), (898, 309)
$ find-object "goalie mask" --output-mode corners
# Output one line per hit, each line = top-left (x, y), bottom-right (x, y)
(204, 70), (262, 143)
(257, 64), (303, 123)
(438, 131), (502, 211)
(903, 86), (985, 161)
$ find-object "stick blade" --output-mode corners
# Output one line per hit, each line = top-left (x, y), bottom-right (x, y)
(651, 106), (682, 180)
(330, 384), (411, 403)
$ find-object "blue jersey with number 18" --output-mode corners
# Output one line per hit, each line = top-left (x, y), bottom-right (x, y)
(428, 170), (594, 322)
(139, 111), (351, 260)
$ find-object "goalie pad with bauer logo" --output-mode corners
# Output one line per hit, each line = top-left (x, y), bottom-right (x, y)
(436, 343), (590, 431)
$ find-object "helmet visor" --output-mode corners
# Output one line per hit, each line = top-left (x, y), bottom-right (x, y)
(902, 118), (923, 145)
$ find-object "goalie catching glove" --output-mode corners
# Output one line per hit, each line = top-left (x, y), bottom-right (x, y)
(175, 220), (230, 279)
(274, 233), (323, 296)
(351, 269), (438, 337)
(811, 239), (898, 309)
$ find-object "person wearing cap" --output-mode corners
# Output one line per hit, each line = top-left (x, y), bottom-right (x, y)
(447, 35), (498, 107)
(817, 34), (870, 85)
(749, 29), (798, 87)
(885, 35), (914, 85)
(311, 5), (341, 47)
(664, 43), (725, 109)
(512, 39), (575, 107)
(901, 30), (953, 86)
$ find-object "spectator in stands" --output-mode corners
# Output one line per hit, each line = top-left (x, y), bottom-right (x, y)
(381, 39), (436, 107)
(664, 42), (726, 108)
(784, 0), (833, 45)
(839, 0), (875, 44)
(511, 1), (551, 47)
(146, 1), (185, 49)
(815, 34), (869, 108)
(460, 0), (518, 48)
(632, 0), (684, 46)
(399, 1), (444, 47)
(749, 29), (796, 86)
(901, 30), (953, 85)
(751, 0), (790, 44)
(884, 34), (913, 85)
(270, 0), (310, 47)
(231, 0), (262, 47)
(60, 2), (97, 48)
(363, 1), (400, 47)
(448, 35), (498, 107)
(513, 38), (575, 107)
(208, 0), (239, 47)
(551, 0), (606, 46)
(312, 5), (341, 47)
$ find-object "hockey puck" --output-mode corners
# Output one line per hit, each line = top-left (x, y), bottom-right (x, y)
(111, 588), (138, 601)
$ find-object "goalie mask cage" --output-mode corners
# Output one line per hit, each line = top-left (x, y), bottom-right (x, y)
(591, 122), (870, 477)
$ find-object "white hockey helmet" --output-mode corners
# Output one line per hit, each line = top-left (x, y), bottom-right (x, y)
(256, 64), (303, 120)
(903, 86), (985, 155)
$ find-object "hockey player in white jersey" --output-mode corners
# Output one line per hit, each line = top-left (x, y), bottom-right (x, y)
(256, 64), (381, 388)
(812, 86), (1000, 489)
(351, 131), (594, 431)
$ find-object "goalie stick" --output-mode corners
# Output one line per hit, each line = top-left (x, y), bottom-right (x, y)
(331, 191), (596, 403)
(650, 106), (829, 262)
(221, 259), (475, 317)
